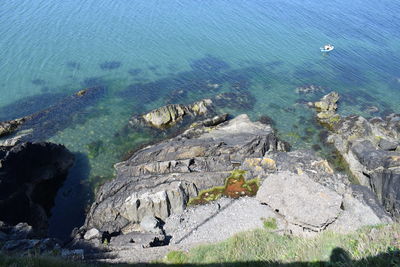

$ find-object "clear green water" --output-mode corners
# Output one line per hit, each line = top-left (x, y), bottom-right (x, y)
(0, 0), (399, 238)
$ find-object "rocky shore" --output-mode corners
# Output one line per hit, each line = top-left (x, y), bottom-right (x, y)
(311, 92), (400, 218)
(0, 92), (398, 263)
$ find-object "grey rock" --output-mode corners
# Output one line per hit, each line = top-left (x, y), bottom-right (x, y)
(164, 197), (281, 245)
(312, 91), (341, 127)
(242, 150), (349, 194)
(136, 99), (213, 129)
(379, 138), (398, 151)
(84, 114), (288, 234)
(83, 228), (100, 240)
(0, 117), (28, 138)
(140, 216), (162, 234)
(10, 223), (34, 240)
(313, 92), (400, 218)
(2, 238), (59, 253)
(328, 185), (392, 233)
(256, 171), (343, 231)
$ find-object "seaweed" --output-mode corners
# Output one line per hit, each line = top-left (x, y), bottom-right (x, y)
(31, 79), (46, 86)
(189, 170), (259, 206)
(65, 61), (81, 70)
(128, 68), (142, 76)
(86, 140), (104, 159)
(99, 61), (122, 70)
(82, 76), (107, 88)
(16, 86), (107, 141)
(0, 92), (68, 121)
(190, 55), (229, 73)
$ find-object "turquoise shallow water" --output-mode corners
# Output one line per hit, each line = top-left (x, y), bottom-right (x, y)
(1, 0), (399, 238)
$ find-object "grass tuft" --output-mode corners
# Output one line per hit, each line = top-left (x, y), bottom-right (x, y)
(262, 217), (278, 230)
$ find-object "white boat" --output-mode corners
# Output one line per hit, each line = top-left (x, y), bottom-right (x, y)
(320, 44), (334, 52)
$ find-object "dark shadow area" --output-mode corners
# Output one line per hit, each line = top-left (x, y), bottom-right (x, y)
(48, 152), (91, 241)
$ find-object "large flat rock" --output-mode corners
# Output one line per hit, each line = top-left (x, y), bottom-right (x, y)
(256, 171), (342, 231)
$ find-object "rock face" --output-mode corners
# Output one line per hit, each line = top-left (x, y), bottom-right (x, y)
(0, 117), (29, 138)
(311, 91), (341, 127)
(135, 99), (213, 129)
(0, 221), (60, 254)
(0, 142), (74, 234)
(83, 114), (289, 235)
(74, 110), (393, 262)
(256, 171), (342, 232)
(312, 92), (400, 217)
(256, 171), (391, 234)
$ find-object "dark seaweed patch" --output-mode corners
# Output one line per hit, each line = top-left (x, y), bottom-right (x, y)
(31, 79), (46, 86)
(65, 61), (81, 70)
(334, 64), (369, 86)
(258, 115), (276, 126)
(119, 82), (163, 105)
(0, 92), (68, 121)
(190, 55), (229, 73)
(148, 65), (159, 72)
(164, 89), (187, 104)
(167, 63), (179, 72)
(128, 68), (142, 76)
(99, 61), (122, 70)
(16, 86), (107, 141)
(268, 103), (281, 110)
(265, 60), (284, 70)
(292, 68), (322, 81)
(214, 90), (256, 110)
(82, 77), (107, 88)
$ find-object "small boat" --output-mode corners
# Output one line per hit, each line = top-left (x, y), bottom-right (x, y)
(320, 44), (334, 52)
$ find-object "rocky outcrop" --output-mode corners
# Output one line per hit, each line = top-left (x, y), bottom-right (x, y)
(132, 99), (214, 129)
(82, 114), (288, 238)
(312, 92), (400, 217)
(0, 221), (60, 254)
(256, 171), (391, 234)
(0, 117), (29, 138)
(0, 142), (74, 234)
(310, 91), (341, 127)
(71, 109), (394, 262)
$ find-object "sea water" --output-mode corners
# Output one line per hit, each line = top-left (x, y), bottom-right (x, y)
(0, 0), (399, 239)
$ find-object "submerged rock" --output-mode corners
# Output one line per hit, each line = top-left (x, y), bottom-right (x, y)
(312, 92), (400, 218)
(0, 86), (106, 145)
(0, 142), (74, 234)
(295, 84), (325, 94)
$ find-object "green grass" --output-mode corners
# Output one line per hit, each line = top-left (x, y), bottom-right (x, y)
(262, 217), (278, 230)
(164, 223), (400, 266)
(2, 224), (400, 266)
